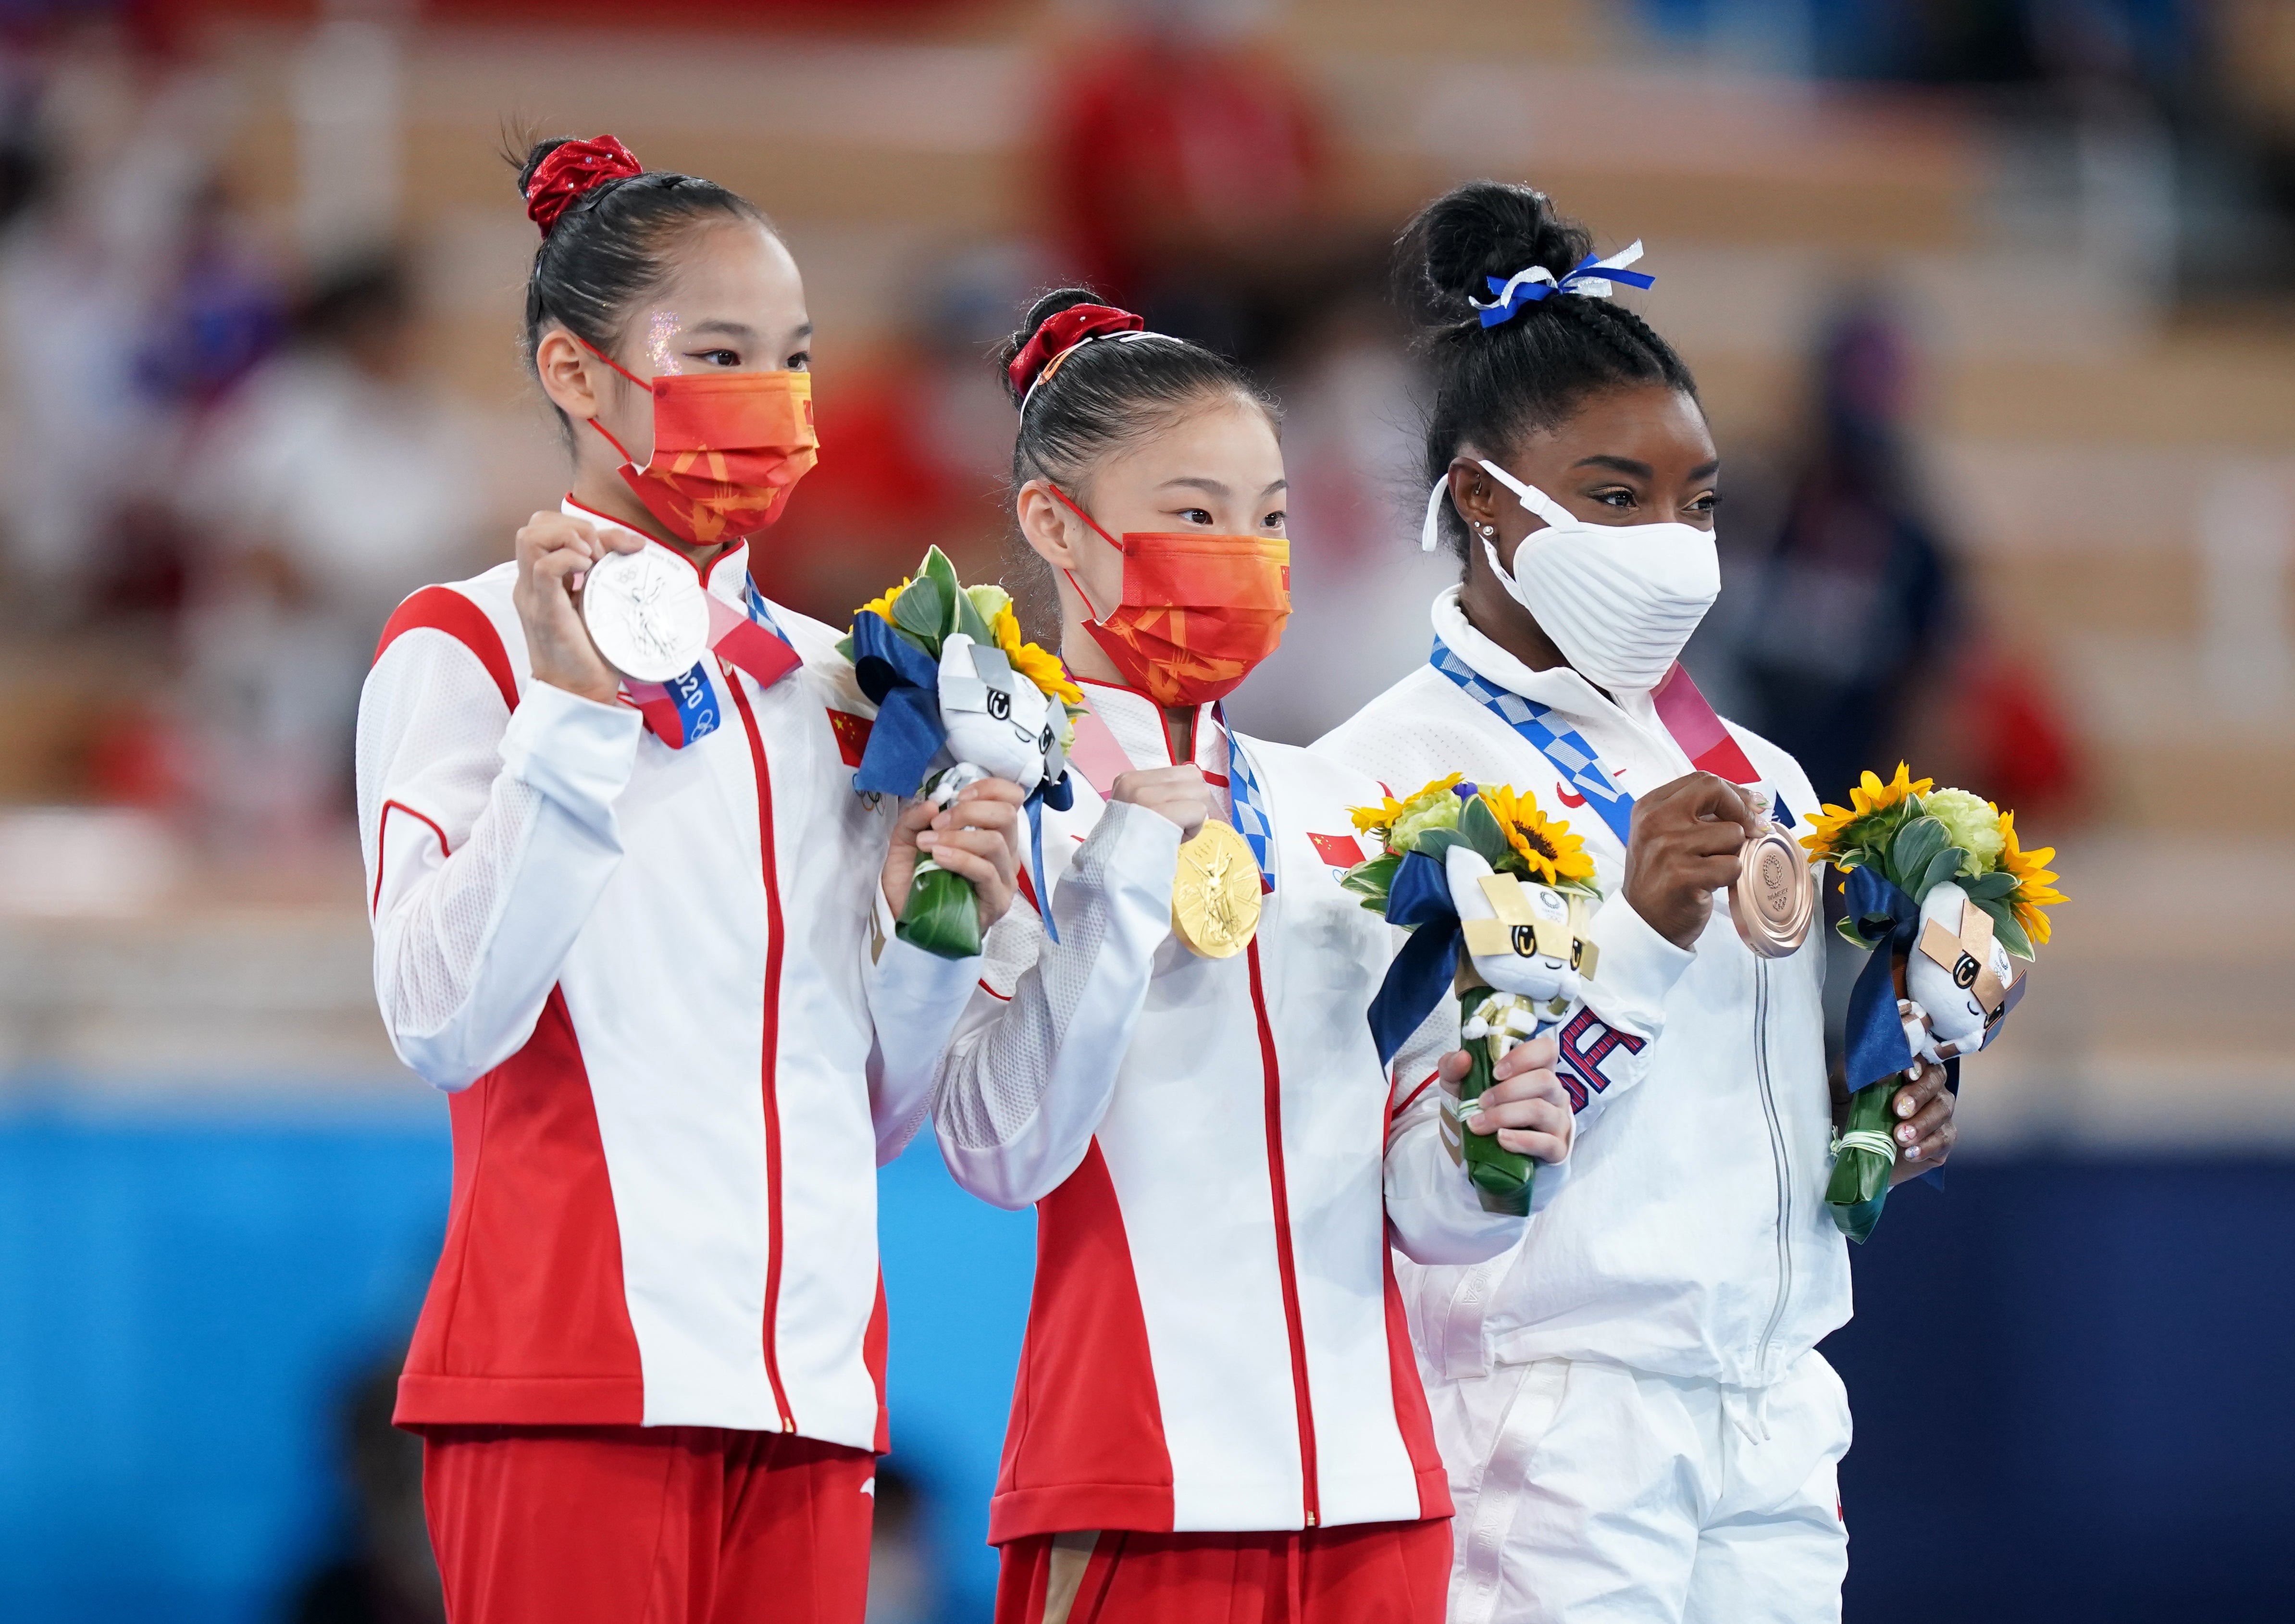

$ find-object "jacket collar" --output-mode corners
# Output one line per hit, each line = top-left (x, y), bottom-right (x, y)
(1428, 585), (1675, 759)
(1072, 676), (1229, 779)
(561, 496), (753, 604)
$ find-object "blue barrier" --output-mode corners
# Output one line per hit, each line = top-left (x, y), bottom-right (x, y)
(0, 1101), (2289, 1622)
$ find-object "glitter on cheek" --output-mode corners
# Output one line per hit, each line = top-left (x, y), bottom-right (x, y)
(648, 310), (681, 376)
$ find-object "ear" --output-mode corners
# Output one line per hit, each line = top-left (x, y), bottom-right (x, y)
(1447, 458), (1506, 541)
(1015, 480), (1089, 571)
(534, 326), (608, 424)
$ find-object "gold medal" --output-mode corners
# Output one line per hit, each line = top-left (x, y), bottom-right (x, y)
(1172, 818), (1261, 958)
(1730, 822), (1815, 959)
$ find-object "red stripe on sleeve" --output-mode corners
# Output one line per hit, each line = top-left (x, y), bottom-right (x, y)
(376, 587), (520, 715)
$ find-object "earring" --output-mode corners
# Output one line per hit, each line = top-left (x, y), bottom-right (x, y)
(1477, 523), (1497, 538)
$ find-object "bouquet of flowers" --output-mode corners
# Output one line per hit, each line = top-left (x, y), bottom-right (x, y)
(1343, 775), (1601, 1216)
(1803, 763), (2064, 1240)
(841, 546), (1083, 959)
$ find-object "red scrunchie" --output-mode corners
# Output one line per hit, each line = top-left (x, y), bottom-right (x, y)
(525, 135), (644, 236)
(1007, 303), (1146, 399)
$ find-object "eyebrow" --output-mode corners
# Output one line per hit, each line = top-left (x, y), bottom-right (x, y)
(1570, 454), (1721, 481)
(1156, 477), (1290, 497)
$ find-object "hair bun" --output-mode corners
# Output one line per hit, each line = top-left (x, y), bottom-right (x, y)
(1398, 180), (1593, 328)
(999, 289), (1144, 405)
(521, 134), (644, 237)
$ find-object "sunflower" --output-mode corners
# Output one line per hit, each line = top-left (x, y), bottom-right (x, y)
(1995, 807), (2064, 951)
(853, 576), (912, 627)
(1801, 761), (1936, 866)
(1350, 773), (1464, 838)
(1480, 784), (1596, 889)
(991, 605), (1083, 705)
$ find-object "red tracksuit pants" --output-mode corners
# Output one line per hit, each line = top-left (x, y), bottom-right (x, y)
(996, 1519), (1452, 1624)
(421, 1424), (875, 1624)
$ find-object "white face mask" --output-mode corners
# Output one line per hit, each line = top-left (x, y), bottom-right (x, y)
(1423, 459), (1720, 694)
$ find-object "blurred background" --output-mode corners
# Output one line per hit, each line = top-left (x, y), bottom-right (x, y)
(0, 0), (2290, 1618)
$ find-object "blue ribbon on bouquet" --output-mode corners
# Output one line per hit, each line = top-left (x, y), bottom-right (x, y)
(847, 608), (1072, 942)
(1367, 850), (1466, 1067)
(1840, 864), (1957, 1190)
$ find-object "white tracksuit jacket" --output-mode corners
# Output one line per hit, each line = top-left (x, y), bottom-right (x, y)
(1315, 587), (1853, 1624)
(357, 516), (976, 1451)
(1315, 588), (1844, 1388)
(931, 676), (1529, 1544)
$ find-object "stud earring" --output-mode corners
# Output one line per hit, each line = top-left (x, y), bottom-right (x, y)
(1477, 523), (1497, 538)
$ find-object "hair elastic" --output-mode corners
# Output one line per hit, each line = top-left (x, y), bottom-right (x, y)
(1469, 241), (1653, 329)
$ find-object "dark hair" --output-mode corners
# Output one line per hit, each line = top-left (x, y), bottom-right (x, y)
(994, 286), (1278, 631)
(1399, 181), (1699, 559)
(512, 136), (773, 440)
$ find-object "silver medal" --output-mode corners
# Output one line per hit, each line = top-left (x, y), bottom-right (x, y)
(580, 547), (712, 682)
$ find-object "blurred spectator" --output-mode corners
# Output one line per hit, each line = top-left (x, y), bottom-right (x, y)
(177, 251), (484, 839)
(1725, 303), (1960, 803)
(767, 242), (1046, 628)
(865, 1460), (944, 1624)
(285, 1356), (444, 1624)
(1040, 0), (1331, 363)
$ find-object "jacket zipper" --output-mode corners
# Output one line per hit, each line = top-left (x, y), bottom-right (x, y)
(728, 671), (796, 1433)
(1751, 957), (1793, 1382)
(1247, 940), (1320, 1527)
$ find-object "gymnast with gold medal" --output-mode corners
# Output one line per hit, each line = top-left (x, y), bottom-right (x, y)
(924, 292), (1581, 1624)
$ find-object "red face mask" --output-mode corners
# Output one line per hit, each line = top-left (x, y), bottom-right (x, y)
(1047, 484), (1291, 708)
(581, 340), (819, 547)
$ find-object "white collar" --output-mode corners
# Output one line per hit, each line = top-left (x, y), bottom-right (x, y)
(560, 495), (752, 602)
(1428, 585), (1678, 761)
(1073, 677), (1229, 778)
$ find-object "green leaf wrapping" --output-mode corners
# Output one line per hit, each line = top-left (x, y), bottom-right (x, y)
(1457, 987), (1535, 1217)
(1411, 828), (1468, 868)
(893, 576), (948, 644)
(1457, 796), (1510, 866)
(1826, 1079), (1900, 1242)
(1338, 851), (1400, 905)
(1888, 816), (1949, 897)
(894, 862), (981, 960)
(1990, 907), (2034, 960)
(1961, 869), (2018, 902)
(1919, 844), (1971, 899)
(952, 580), (993, 645)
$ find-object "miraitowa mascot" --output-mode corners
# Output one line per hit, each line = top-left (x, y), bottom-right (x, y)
(843, 547), (1078, 961)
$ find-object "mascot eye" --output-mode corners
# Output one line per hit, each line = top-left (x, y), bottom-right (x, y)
(1569, 939), (1584, 971)
(1952, 952), (1980, 991)
(987, 689), (1011, 720)
(1510, 925), (1536, 957)
(1040, 726), (1055, 753)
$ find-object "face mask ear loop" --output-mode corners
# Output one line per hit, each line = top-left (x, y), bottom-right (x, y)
(1042, 482), (1125, 624)
(572, 332), (658, 395)
(1420, 478), (1450, 554)
(1476, 459), (1583, 533)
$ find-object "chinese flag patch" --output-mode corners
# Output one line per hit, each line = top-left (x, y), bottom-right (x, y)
(1308, 831), (1365, 868)
(827, 710), (873, 769)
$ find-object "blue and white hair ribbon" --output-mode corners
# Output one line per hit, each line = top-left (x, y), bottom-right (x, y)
(1469, 241), (1653, 329)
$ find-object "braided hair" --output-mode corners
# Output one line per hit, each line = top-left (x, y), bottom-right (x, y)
(1398, 181), (1699, 560)
(511, 135), (775, 444)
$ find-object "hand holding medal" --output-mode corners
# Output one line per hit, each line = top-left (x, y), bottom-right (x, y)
(1804, 764), (2064, 1241)
(1345, 776), (1603, 1216)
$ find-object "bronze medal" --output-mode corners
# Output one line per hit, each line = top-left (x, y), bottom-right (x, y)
(1172, 819), (1261, 958)
(1730, 822), (1815, 958)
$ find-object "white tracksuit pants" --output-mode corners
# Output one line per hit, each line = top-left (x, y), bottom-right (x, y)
(1432, 1351), (1852, 1624)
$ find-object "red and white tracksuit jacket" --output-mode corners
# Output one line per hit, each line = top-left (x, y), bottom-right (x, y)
(932, 678), (1531, 1545)
(357, 519), (977, 1451)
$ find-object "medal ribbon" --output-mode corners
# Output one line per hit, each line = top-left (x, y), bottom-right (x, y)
(1428, 637), (1794, 840)
(1068, 698), (1275, 893)
(623, 575), (799, 749)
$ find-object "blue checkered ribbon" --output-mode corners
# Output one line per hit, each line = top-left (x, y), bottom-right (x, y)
(1216, 706), (1277, 892)
(742, 576), (794, 645)
(1430, 637), (1637, 846)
